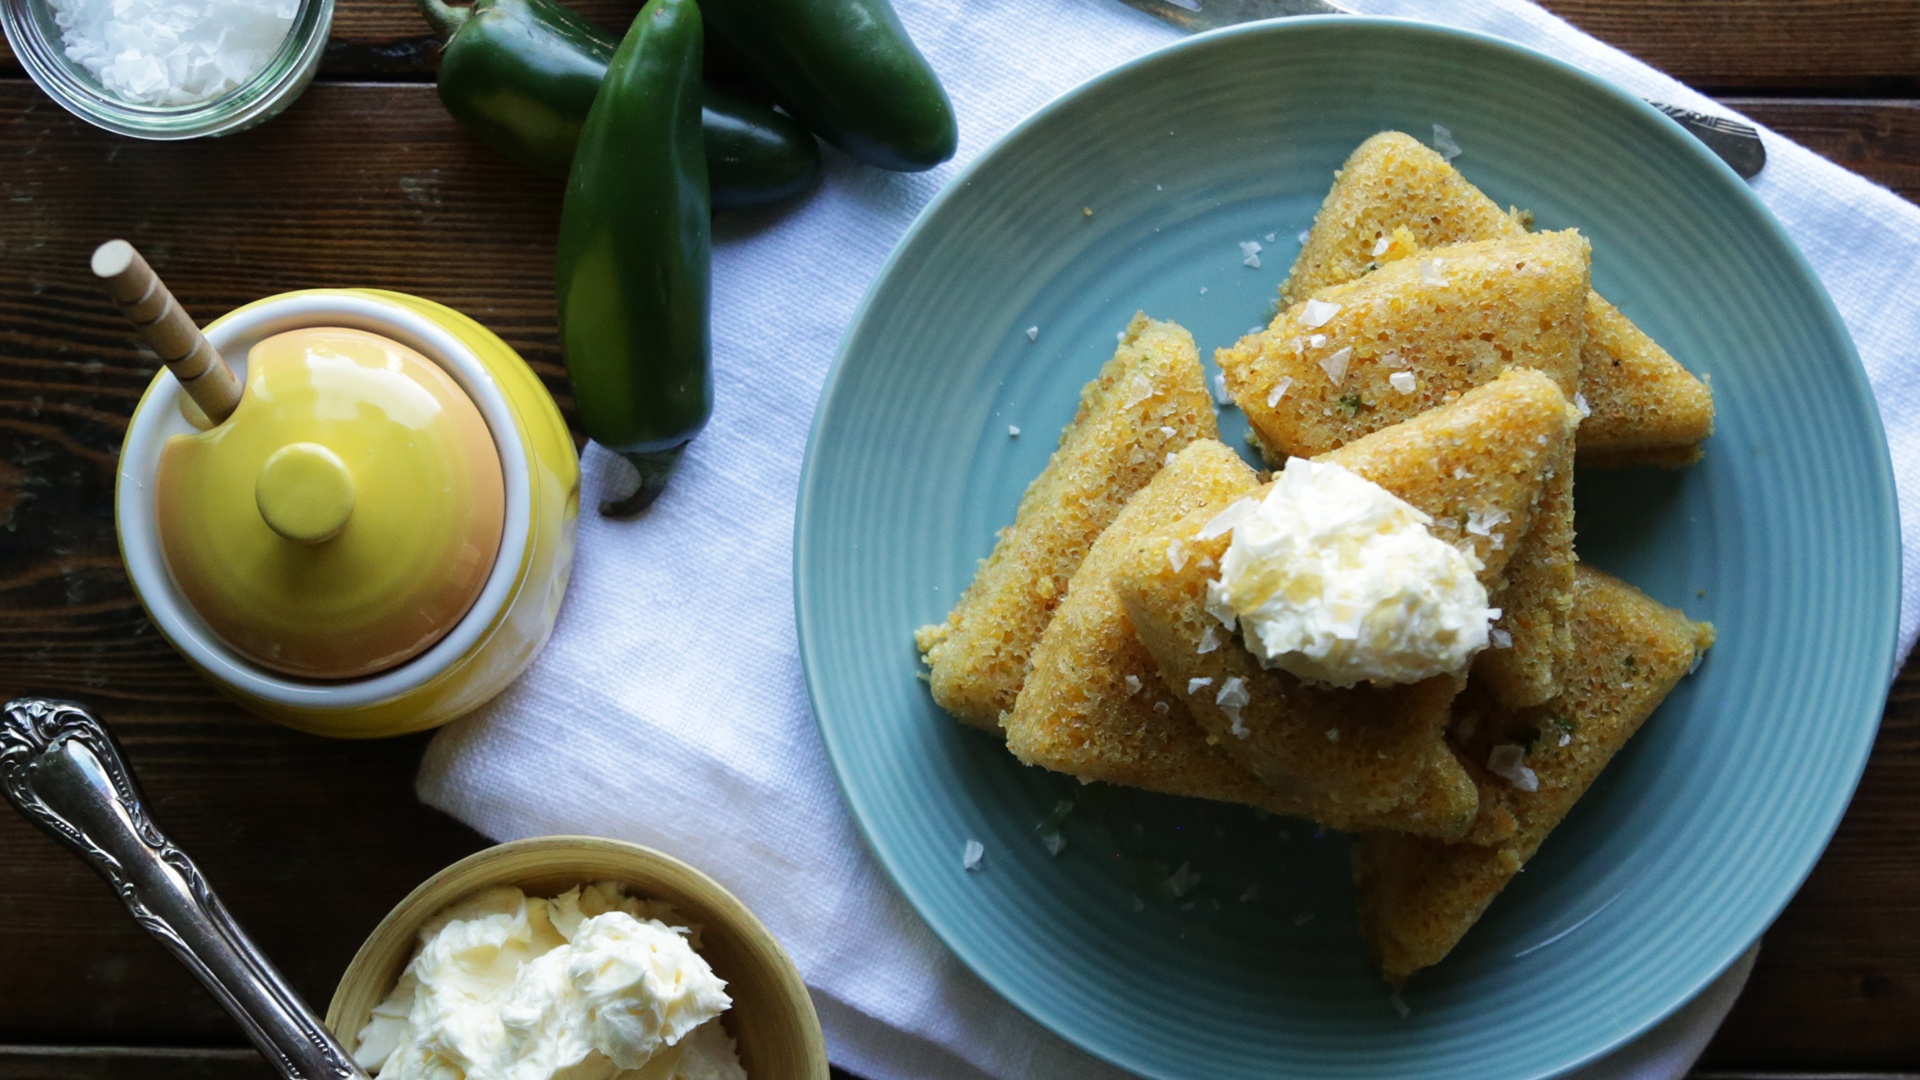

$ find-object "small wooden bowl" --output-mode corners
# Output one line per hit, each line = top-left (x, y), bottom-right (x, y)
(325, 835), (827, 1078)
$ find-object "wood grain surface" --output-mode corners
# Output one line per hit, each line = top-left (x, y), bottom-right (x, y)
(1, 0), (1918, 1076)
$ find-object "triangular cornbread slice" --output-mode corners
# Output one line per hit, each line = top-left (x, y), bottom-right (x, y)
(917, 314), (1218, 729)
(1110, 371), (1576, 838)
(1220, 230), (1590, 460)
(1284, 131), (1714, 467)
(1221, 231), (1589, 707)
(1351, 565), (1714, 985)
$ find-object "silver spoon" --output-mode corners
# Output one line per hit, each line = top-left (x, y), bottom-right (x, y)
(0, 697), (370, 1080)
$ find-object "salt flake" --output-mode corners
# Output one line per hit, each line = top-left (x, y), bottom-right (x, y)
(1432, 123), (1462, 161)
(1319, 346), (1352, 385)
(1267, 376), (1295, 408)
(1420, 258), (1448, 286)
(1240, 240), (1263, 268)
(962, 839), (985, 871)
(1389, 370), (1417, 394)
(1487, 744), (1540, 792)
(1301, 299), (1342, 328)
(1198, 625), (1221, 654)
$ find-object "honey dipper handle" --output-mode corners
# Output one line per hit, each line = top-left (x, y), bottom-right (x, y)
(90, 240), (244, 425)
(0, 698), (369, 1080)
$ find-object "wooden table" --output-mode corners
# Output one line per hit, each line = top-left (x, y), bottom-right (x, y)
(2, 1), (1916, 1077)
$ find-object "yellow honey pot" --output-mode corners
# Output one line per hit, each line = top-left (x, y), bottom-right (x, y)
(117, 290), (580, 738)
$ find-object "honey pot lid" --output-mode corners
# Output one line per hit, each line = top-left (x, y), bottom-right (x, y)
(154, 327), (506, 680)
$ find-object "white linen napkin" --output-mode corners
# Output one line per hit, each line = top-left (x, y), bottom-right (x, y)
(418, 1), (1919, 1077)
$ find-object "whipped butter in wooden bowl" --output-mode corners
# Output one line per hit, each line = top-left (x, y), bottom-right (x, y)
(327, 836), (828, 1080)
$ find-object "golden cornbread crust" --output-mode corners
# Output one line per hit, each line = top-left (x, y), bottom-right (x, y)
(1220, 231), (1591, 462)
(1352, 566), (1714, 985)
(1574, 293), (1715, 466)
(1315, 369), (1581, 595)
(918, 313), (1218, 729)
(1282, 130), (1714, 467)
(1003, 440), (1295, 806)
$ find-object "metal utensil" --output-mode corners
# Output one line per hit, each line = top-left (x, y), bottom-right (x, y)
(0, 697), (370, 1080)
(1112, 0), (1768, 178)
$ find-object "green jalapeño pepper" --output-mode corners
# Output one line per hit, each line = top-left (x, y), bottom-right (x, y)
(556, 0), (710, 516)
(419, 0), (819, 210)
(701, 0), (957, 172)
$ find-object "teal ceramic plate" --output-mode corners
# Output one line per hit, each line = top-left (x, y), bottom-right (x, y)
(795, 17), (1898, 1080)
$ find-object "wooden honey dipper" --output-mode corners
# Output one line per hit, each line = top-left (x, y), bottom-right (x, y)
(90, 240), (243, 426)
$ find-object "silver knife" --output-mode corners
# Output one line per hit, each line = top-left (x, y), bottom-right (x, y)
(1115, 0), (1767, 178)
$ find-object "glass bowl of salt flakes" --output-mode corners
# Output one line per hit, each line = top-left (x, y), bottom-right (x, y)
(1, 0), (331, 138)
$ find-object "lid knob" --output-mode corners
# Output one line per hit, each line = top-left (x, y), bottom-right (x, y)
(255, 442), (355, 545)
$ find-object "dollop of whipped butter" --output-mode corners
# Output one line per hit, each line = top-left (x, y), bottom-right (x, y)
(1202, 457), (1497, 687)
(354, 882), (745, 1080)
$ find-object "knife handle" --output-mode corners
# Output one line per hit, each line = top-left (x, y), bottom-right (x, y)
(0, 698), (368, 1080)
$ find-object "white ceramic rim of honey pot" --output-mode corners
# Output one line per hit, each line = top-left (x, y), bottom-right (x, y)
(117, 293), (534, 708)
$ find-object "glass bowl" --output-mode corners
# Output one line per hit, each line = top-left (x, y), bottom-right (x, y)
(0, 0), (332, 139)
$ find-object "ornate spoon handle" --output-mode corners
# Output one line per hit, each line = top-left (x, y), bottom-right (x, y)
(0, 698), (368, 1080)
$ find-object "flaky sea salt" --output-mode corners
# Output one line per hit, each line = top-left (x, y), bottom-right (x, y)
(1371, 235), (1392, 257)
(1488, 744), (1539, 792)
(1301, 299), (1341, 328)
(1187, 677), (1213, 695)
(1266, 376), (1294, 409)
(1025, 326), (1039, 341)
(48, 0), (297, 106)
(962, 839), (985, 871)
(1318, 346), (1351, 385)
(1161, 863), (1201, 899)
(1389, 370), (1417, 394)
(1490, 627), (1514, 649)
(1432, 123), (1462, 161)
(1240, 240), (1263, 268)
(1167, 538), (1188, 572)
(1198, 625), (1221, 654)
(1420, 257), (1449, 286)
(1575, 391), (1592, 418)
(1124, 674), (1143, 696)
(1008, 425), (1020, 437)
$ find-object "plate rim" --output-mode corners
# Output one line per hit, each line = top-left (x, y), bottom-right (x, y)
(794, 14), (1902, 1079)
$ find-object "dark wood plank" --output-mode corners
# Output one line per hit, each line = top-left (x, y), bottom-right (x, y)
(1538, 0), (1920, 94)
(1733, 98), (1920, 203)
(4, 0), (1918, 87)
